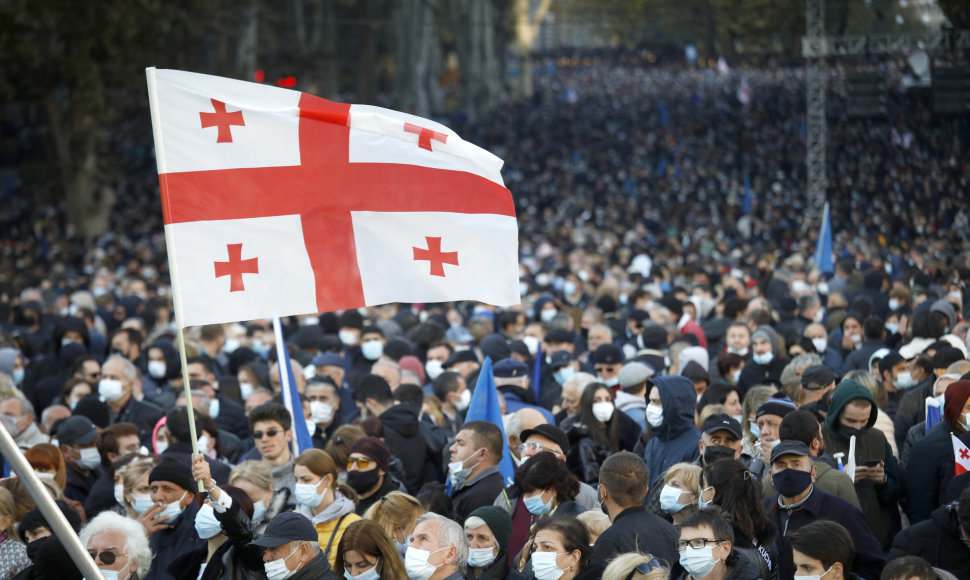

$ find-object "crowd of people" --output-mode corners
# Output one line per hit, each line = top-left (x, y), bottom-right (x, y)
(0, 57), (968, 580)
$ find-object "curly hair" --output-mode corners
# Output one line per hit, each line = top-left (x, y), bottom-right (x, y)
(514, 451), (579, 503)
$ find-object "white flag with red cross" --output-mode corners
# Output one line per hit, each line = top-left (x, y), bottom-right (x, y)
(146, 68), (519, 326)
(953, 434), (970, 476)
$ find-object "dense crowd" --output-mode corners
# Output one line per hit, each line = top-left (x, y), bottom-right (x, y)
(0, 58), (969, 580)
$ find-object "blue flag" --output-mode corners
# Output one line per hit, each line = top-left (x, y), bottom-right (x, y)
(814, 202), (834, 274)
(532, 342), (543, 403)
(742, 172), (752, 215)
(273, 317), (313, 456)
(466, 357), (516, 486)
(926, 396), (942, 434)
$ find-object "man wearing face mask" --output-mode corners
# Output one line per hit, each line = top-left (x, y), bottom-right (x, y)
(346, 437), (403, 516)
(697, 414), (744, 466)
(821, 379), (900, 549)
(99, 355), (164, 446)
(803, 323), (844, 373)
(144, 457), (204, 580)
(405, 513), (466, 580)
(905, 380), (970, 524)
(80, 511), (152, 580)
(56, 415), (103, 503)
(592, 344), (623, 390)
(432, 372), (469, 436)
(249, 512), (337, 580)
(449, 422), (505, 523)
(763, 440), (884, 580)
(638, 376), (701, 488)
(877, 351), (913, 417)
(304, 378), (344, 448)
(841, 317), (888, 374)
(615, 362), (652, 433)
(463, 506), (513, 580)
(0, 395), (48, 449)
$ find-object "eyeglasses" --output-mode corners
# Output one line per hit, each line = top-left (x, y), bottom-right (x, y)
(347, 456), (373, 469)
(252, 429), (280, 439)
(625, 558), (663, 579)
(89, 550), (127, 565)
(677, 538), (724, 551)
(518, 442), (562, 456)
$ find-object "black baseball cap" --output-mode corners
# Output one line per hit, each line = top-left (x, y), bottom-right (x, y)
(549, 350), (572, 370)
(519, 424), (570, 456)
(801, 365), (837, 390)
(701, 414), (742, 440)
(55, 416), (98, 447)
(249, 512), (319, 547)
(770, 440), (812, 464)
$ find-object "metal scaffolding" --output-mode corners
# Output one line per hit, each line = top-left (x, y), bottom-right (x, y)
(803, 0), (827, 229)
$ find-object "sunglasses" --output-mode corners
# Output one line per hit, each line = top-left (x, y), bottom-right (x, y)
(89, 550), (126, 565)
(625, 558), (663, 579)
(347, 457), (373, 469)
(252, 429), (281, 439)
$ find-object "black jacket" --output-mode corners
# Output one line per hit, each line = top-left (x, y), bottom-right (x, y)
(355, 473), (405, 516)
(288, 551), (336, 580)
(889, 502), (970, 580)
(215, 395), (252, 441)
(147, 501), (207, 580)
(452, 467), (507, 523)
(465, 548), (524, 580)
(764, 487), (884, 580)
(737, 356), (788, 395)
(587, 506), (679, 576)
(83, 470), (119, 518)
(169, 497), (265, 580)
(162, 442), (233, 484)
(379, 403), (428, 494)
(64, 463), (101, 504)
(115, 396), (165, 446)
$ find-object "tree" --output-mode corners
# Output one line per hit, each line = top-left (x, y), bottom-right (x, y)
(447, 0), (506, 119)
(512, 0), (553, 99)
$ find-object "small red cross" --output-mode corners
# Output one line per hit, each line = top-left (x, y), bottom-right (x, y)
(214, 243), (259, 292)
(413, 237), (458, 277)
(404, 123), (448, 152)
(961, 449), (969, 460)
(200, 99), (246, 143)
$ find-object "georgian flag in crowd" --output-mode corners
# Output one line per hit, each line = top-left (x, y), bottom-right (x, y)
(953, 434), (970, 476)
(146, 68), (519, 327)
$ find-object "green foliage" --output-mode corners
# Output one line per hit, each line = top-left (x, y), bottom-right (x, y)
(938, 0), (970, 29)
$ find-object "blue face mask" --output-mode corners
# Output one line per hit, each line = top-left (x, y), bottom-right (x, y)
(697, 486), (714, 510)
(753, 351), (774, 365)
(295, 481), (326, 508)
(524, 491), (553, 516)
(252, 500), (267, 523)
(554, 367), (575, 385)
(194, 504), (223, 539)
(749, 423), (760, 439)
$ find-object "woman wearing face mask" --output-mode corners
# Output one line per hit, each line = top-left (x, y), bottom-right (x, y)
(463, 506), (513, 580)
(361, 491), (425, 558)
(512, 452), (586, 572)
(79, 511), (153, 580)
(24, 444), (68, 492)
(293, 449), (361, 569)
(334, 519), (408, 580)
(697, 385), (744, 426)
(659, 463), (702, 526)
(528, 517), (590, 580)
(119, 456), (159, 519)
(169, 455), (265, 580)
(700, 459), (778, 579)
(59, 378), (93, 411)
(230, 460), (282, 534)
(714, 354), (745, 390)
(562, 383), (641, 483)
(671, 506), (760, 580)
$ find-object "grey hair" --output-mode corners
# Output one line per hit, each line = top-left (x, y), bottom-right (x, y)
(464, 516), (487, 530)
(372, 359), (401, 378)
(105, 355), (140, 384)
(1, 395), (35, 418)
(286, 539), (320, 556)
(417, 512), (468, 571)
(79, 511), (152, 578)
(562, 372), (597, 396)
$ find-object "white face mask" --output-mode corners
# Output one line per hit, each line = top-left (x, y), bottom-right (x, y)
(893, 372), (914, 390)
(155, 490), (188, 524)
(659, 484), (686, 513)
(531, 551), (566, 580)
(264, 544), (299, 580)
(448, 448), (483, 487)
(404, 547), (445, 580)
(208, 398), (221, 419)
(197, 434), (212, 455)
(148, 360), (167, 379)
(592, 401), (615, 422)
(239, 381), (254, 401)
(99, 378), (125, 403)
(425, 359), (444, 381)
(522, 335), (540, 356)
(361, 340), (383, 361)
(77, 446), (102, 470)
(467, 546), (496, 568)
(100, 559), (133, 580)
(339, 330), (360, 347)
(540, 309), (557, 323)
(753, 351), (774, 365)
(794, 566), (833, 580)
(113, 483), (126, 506)
(454, 389), (472, 412)
(348, 565), (380, 580)
(310, 401), (333, 424)
(811, 338), (827, 354)
(646, 403), (664, 428)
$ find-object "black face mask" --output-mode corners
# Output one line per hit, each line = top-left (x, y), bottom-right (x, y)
(837, 423), (868, 440)
(772, 468), (813, 497)
(703, 445), (736, 465)
(26, 535), (56, 562)
(345, 468), (382, 494)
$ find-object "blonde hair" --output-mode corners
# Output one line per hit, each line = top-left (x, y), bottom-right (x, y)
(295, 449), (357, 504)
(324, 424), (365, 470)
(601, 552), (669, 580)
(230, 460), (273, 491)
(119, 456), (157, 517)
(362, 491), (424, 540)
(0, 488), (19, 539)
(741, 385), (777, 443)
(663, 462), (702, 519)
(696, 404), (726, 428)
(576, 510), (611, 541)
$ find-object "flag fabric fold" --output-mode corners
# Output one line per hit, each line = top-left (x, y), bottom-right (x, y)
(465, 357), (516, 486)
(147, 68), (519, 327)
(953, 434), (970, 476)
(274, 317), (312, 456)
(926, 396), (942, 433)
(814, 202), (834, 274)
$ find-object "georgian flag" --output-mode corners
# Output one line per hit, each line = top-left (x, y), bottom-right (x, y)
(147, 68), (519, 326)
(953, 435), (970, 476)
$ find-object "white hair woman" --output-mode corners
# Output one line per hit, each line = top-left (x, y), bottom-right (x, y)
(79, 511), (152, 580)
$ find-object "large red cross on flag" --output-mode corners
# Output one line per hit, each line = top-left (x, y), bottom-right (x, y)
(147, 68), (519, 326)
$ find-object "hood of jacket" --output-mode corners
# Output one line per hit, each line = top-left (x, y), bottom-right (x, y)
(651, 375), (698, 440)
(150, 338), (182, 380)
(380, 402), (421, 438)
(824, 379), (877, 431)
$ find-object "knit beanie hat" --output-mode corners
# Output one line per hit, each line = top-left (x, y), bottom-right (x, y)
(468, 506), (512, 552)
(944, 381), (970, 429)
(348, 437), (391, 472)
(149, 456), (194, 491)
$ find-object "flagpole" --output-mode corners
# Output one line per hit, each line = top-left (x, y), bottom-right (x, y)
(150, 68), (204, 493)
(272, 316), (301, 459)
(0, 420), (104, 580)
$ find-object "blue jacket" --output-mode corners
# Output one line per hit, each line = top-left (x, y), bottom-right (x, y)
(641, 376), (701, 486)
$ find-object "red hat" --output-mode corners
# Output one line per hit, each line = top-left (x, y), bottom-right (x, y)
(944, 380), (970, 428)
